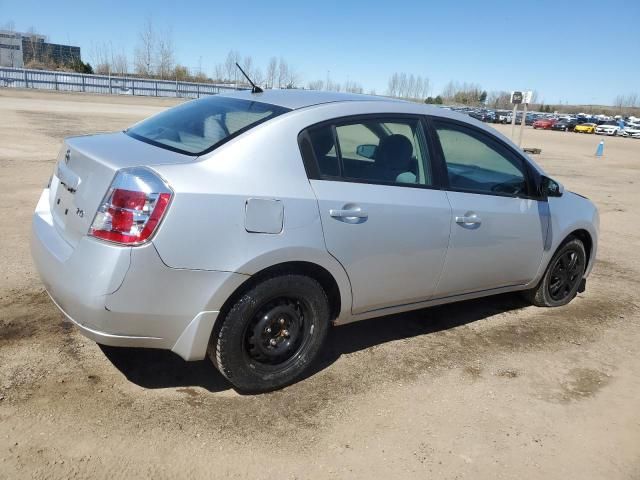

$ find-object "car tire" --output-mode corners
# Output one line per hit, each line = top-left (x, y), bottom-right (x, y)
(209, 274), (330, 393)
(523, 237), (586, 307)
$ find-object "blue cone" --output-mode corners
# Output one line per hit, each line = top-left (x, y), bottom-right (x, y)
(596, 140), (604, 157)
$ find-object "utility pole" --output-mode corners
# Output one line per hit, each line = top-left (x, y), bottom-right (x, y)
(518, 102), (528, 147)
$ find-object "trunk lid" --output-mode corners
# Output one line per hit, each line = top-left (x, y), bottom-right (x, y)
(49, 132), (194, 248)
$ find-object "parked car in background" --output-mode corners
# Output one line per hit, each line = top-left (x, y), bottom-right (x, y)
(552, 119), (578, 132)
(533, 118), (558, 129)
(494, 111), (512, 124)
(31, 90), (599, 393)
(622, 125), (640, 138)
(595, 121), (623, 136)
(468, 110), (493, 122)
(575, 123), (597, 134)
(525, 114), (538, 126)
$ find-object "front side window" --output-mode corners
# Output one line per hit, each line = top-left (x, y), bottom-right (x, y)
(127, 96), (290, 155)
(304, 117), (433, 187)
(433, 121), (528, 196)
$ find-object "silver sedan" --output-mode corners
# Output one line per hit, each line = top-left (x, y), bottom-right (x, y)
(31, 90), (599, 392)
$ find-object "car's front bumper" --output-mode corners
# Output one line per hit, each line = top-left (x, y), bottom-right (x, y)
(31, 189), (248, 360)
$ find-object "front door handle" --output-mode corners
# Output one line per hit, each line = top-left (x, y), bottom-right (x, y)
(455, 214), (482, 225)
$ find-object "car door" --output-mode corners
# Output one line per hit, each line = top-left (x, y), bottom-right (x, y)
(299, 115), (451, 314)
(429, 118), (547, 298)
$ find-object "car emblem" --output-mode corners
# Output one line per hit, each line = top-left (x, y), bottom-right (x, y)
(64, 149), (71, 164)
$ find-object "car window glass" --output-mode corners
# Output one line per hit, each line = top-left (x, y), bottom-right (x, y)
(127, 97), (289, 155)
(336, 124), (379, 161)
(382, 122), (428, 185)
(434, 122), (527, 196)
(335, 119), (431, 186)
(307, 126), (340, 177)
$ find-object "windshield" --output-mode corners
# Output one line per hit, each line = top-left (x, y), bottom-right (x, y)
(126, 96), (290, 155)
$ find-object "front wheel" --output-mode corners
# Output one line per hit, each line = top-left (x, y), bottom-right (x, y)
(209, 274), (330, 393)
(524, 237), (586, 307)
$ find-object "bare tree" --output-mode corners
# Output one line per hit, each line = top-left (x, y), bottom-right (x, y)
(387, 73), (399, 97)
(213, 64), (225, 82)
(252, 66), (264, 86)
(487, 90), (512, 109)
(111, 48), (128, 76)
(420, 76), (431, 98)
(266, 57), (277, 88)
(89, 42), (110, 73)
(407, 74), (416, 98)
(242, 55), (254, 79)
(286, 64), (299, 88)
(344, 80), (363, 94)
(398, 73), (408, 97)
(224, 50), (240, 83)
(156, 27), (175, 79)
(414, 76), (423, 99)
(387, 72), (430, 99)
(134, 17), (156, 76)
(308, 79), (324, 90)
(277, 57), (288, 88)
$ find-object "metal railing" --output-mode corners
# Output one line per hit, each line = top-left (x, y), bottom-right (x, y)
(0, 67), (244, 98)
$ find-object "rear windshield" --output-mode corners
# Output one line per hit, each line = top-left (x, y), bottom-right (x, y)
(126, 96), (290, 155)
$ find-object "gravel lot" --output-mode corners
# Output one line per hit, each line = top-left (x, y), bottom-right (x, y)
(1, 89), (639, 479)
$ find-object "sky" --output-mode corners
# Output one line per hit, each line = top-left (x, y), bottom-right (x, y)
(1, 0), (639, 105)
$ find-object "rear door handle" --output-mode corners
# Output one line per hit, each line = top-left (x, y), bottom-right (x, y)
(455, 214), (481, 225)
(330, 208), (368, 219)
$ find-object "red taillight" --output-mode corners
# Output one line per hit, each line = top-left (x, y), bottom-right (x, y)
(90, 168), (172, 246)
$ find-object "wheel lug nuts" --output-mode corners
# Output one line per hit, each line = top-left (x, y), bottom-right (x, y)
(279, 318), (285, 325)
(266, 327), (271, 333)
(269, 339), (277, 347)
(282, 329), (289, 337)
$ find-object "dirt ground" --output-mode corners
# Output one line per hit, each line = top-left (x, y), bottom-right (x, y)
(1, 89), (639, 479)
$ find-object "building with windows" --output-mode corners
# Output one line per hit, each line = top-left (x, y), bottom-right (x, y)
(0, 30), (80, 68)
(22, 34), (81, 65)
(0, 30), (24, 68)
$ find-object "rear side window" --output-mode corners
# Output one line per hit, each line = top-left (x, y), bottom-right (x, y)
(127, 96), (290, 155)
(433, 120), (528, 197)
(301, 117), (433, 187)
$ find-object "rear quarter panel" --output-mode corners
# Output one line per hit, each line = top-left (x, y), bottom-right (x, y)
(150, 110), (355, 319)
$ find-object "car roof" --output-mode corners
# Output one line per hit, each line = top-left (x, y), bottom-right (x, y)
(217, 89), (400, 110)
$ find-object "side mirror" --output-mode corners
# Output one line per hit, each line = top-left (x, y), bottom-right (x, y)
(356, 144), (377, 159)
(541, 175), (564, 198)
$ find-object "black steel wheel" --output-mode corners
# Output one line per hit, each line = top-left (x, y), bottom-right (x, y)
(524, 237), (587, 307)
(209, 274), (330, 393)
(243, 297), (310, 370)
(547, 249), (584, 302)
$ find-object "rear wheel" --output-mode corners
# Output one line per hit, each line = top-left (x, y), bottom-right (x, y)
(524, 237), (586, 307)
(209, 274), (330, 393)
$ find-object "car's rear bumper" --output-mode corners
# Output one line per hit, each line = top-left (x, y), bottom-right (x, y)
(31, 189), (248, 360)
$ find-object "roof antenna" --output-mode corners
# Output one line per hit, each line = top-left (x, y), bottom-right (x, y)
(235, 62), (263, 93)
